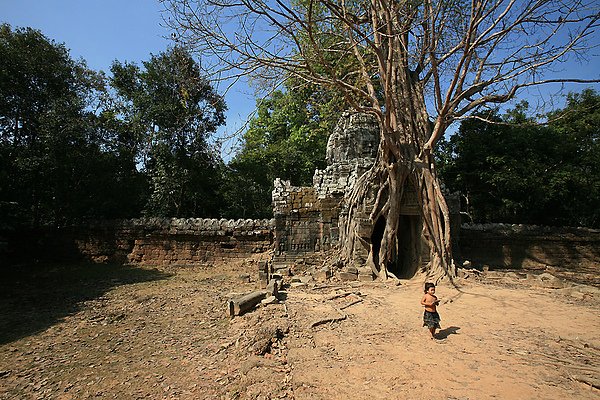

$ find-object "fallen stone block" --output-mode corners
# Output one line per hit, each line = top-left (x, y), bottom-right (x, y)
(535, 272), (566, 289)
(258, 260), (268, 273)
(346, 266), (358, 274)
(358, 273), (374, 282)
(258, 271), (269, 288)
(273, 265), (291, 276)
(227, 291), (267, 317)
(266, 280), (279, 297)
(261, 295), (278, 305)
(314, 267), (332, 281)
(271, 273), (283, 281)
(338, 271), (358, 281)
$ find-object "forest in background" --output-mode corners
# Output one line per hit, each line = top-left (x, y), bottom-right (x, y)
(1, 24), (598, 229)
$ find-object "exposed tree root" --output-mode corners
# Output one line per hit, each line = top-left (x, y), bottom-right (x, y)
(310, 314), (348, 328)
(339, 148), (456, 282)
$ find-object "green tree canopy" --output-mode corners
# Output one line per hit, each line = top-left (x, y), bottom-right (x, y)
(0, 24), (143, 227)
(438, 90), (600, 228)
(110, 47), (227, 217)
(545, 89), (600, 227)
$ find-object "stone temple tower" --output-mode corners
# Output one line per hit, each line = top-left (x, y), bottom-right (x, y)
(271, 112), (459, 280)
(271, 113), (379, 277)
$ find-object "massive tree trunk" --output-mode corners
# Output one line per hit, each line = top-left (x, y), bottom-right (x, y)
(340, 81), (455, 282)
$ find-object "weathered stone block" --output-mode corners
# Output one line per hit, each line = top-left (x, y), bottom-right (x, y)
(314, 267), (332, 281)
(271, 273), (283, 281)
(266, 280), (279, 297)
(338, 271), (358, 281)
(358, 272), (374, 281)
(258, 271), (269, 288)
(274, 266), (291, 276)
(346, 266), (358, 274)
(258, 260), (268, 272)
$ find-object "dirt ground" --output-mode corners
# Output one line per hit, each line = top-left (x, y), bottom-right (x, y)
(0, 257), (599, 400)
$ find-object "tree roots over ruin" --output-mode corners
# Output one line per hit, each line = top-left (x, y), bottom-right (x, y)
(339, 149), (456, 283)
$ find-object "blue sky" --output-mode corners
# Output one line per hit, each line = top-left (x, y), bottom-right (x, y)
(1, 0), (598, 148)
(0, 0), (171, 71)
(0, 0), (256, 156)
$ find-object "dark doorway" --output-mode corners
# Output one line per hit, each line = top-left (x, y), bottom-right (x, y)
(371, 216), (386, 269)
(388, 214), (422, 279)
(370, 214), (421, 279)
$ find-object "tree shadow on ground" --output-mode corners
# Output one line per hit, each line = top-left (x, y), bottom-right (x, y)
(0, 263), (171, 345)
(437, 326), (460, 339)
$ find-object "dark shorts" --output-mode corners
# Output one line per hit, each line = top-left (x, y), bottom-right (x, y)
(423, 310), (441, 330)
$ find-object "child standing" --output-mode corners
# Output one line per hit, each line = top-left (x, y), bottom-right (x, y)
(421, 282), (441, 339)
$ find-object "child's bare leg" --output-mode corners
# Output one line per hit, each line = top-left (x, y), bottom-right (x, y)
(429, 327), (436, 339)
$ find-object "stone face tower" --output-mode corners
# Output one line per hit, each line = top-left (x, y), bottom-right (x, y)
(271, 113), (379, 275)
(313, 113), (379, 200)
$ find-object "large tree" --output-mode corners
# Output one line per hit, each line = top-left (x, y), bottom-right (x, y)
(438, 91), (600, 228)
(0, 24), (143, 227)
(110, 47), (227, 217)
(163, 0), (599, 280)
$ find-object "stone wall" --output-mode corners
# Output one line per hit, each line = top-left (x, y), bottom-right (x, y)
(459, 224), (600, 270)
(1, 218), (273, 266)
(125, 218), (273, 266)
(2, 219), (599, 271)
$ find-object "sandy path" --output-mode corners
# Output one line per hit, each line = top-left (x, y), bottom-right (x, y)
(0, 262), (598, 399)
(285, 279), (600, 400)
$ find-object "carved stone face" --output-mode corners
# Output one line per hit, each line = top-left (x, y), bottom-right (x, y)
(326, 112), (379, 165)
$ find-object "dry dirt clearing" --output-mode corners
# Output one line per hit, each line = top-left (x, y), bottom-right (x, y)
(0, 260), (598, 400)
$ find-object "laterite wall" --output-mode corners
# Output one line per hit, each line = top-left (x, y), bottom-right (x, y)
(459, 224), (600, 270)
(1, 218), (273, 266)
